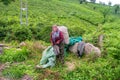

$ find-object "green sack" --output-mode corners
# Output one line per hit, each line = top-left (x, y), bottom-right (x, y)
(39, 46), (56, 68)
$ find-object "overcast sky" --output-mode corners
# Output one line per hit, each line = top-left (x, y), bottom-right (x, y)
(88, 0), (120, 5)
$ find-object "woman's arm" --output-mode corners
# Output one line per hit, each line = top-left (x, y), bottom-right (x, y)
(50, 33), (53, 45)
(56, 31), (64, 44)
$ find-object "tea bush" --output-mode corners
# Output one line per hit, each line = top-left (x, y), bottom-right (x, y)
(2, 64), (34, 79)
(63, 58), (120, 80)
(38, 26), (52, 42)
(0, 0), (106, 42)
(0, 27), (6, 40)
(103, 21), (120, 60)
(30, 26), (43, 40)
(2, 66), (25, 79)
(0, 48), (30, 63)
(0, 0), (120, 79)
(13, 26), (32, 42)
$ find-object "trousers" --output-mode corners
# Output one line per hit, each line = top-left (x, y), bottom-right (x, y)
(53, 41), (64, 64)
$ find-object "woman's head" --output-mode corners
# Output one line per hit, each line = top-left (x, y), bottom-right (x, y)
(52, 25), (58, 32)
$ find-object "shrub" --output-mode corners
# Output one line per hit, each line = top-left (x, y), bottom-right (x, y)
(103, 22), (120, 60)
(13, 26), (32, 42)
(2, 66), (25, 79)
(2, 64), (31, 79)
(63, 58), (120, 80)
(0, 48), (30, 63)
(38, 25), (52, 42)
(68, 27), (86, 37)
(29, 24), (44, 40)
(4, 26), (14, 42)
(0, 27), (6, 40)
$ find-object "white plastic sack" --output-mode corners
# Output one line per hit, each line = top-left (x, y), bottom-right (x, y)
(69, 43), (79, 55)
(58, 26), (69, 44)
(84, 43), (101, 57)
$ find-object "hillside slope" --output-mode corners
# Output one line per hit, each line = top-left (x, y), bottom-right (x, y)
(0, 0), (120, 80)
(0, 0), (107, 42)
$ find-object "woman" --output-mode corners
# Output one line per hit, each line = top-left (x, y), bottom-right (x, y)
(50, 25), (64, 64)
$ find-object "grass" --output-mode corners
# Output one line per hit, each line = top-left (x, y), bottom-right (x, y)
(1, 41), (120, 80)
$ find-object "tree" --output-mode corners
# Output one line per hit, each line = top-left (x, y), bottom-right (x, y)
(108, 1), (112, 6)
(102, 2), (106, 5)
(93, 6), (96, 10)
(100, 7), (110, 23)
(79, 0), (87, 4)
(99, 1), (106, 5)
(90, 0), (96, 3)
(79, 0), (83, 4)
(114, 5), (120, 14)
(0, 0), (15, 5)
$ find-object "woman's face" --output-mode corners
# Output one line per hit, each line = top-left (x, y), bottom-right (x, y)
(52, 26), (58, 32)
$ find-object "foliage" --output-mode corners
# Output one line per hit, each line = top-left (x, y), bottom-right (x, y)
(37, 25), (52, 42)
(114, 5), (120, 14)
(90, 0), (96, 3)
(13, 26), (32, 42)
(0, 0), (104, 42)
(108, 1), (112, 6)
(79, 0), (87, 4)
(103, 21), (120, 60)
(0, 0), (120, 80)
(2, 64), (35, 79)
(63, 58), (120, 80)
(0, 48), (30, 63)
(2, 65), (25, 79)
(0, 0), (15, 5)
(100, 7), (111, 23)
(0, 27), (7, 40)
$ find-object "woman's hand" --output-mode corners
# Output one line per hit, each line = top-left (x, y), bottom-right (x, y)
(56, 41), (60, 44)
(51, 43), (53, 46)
